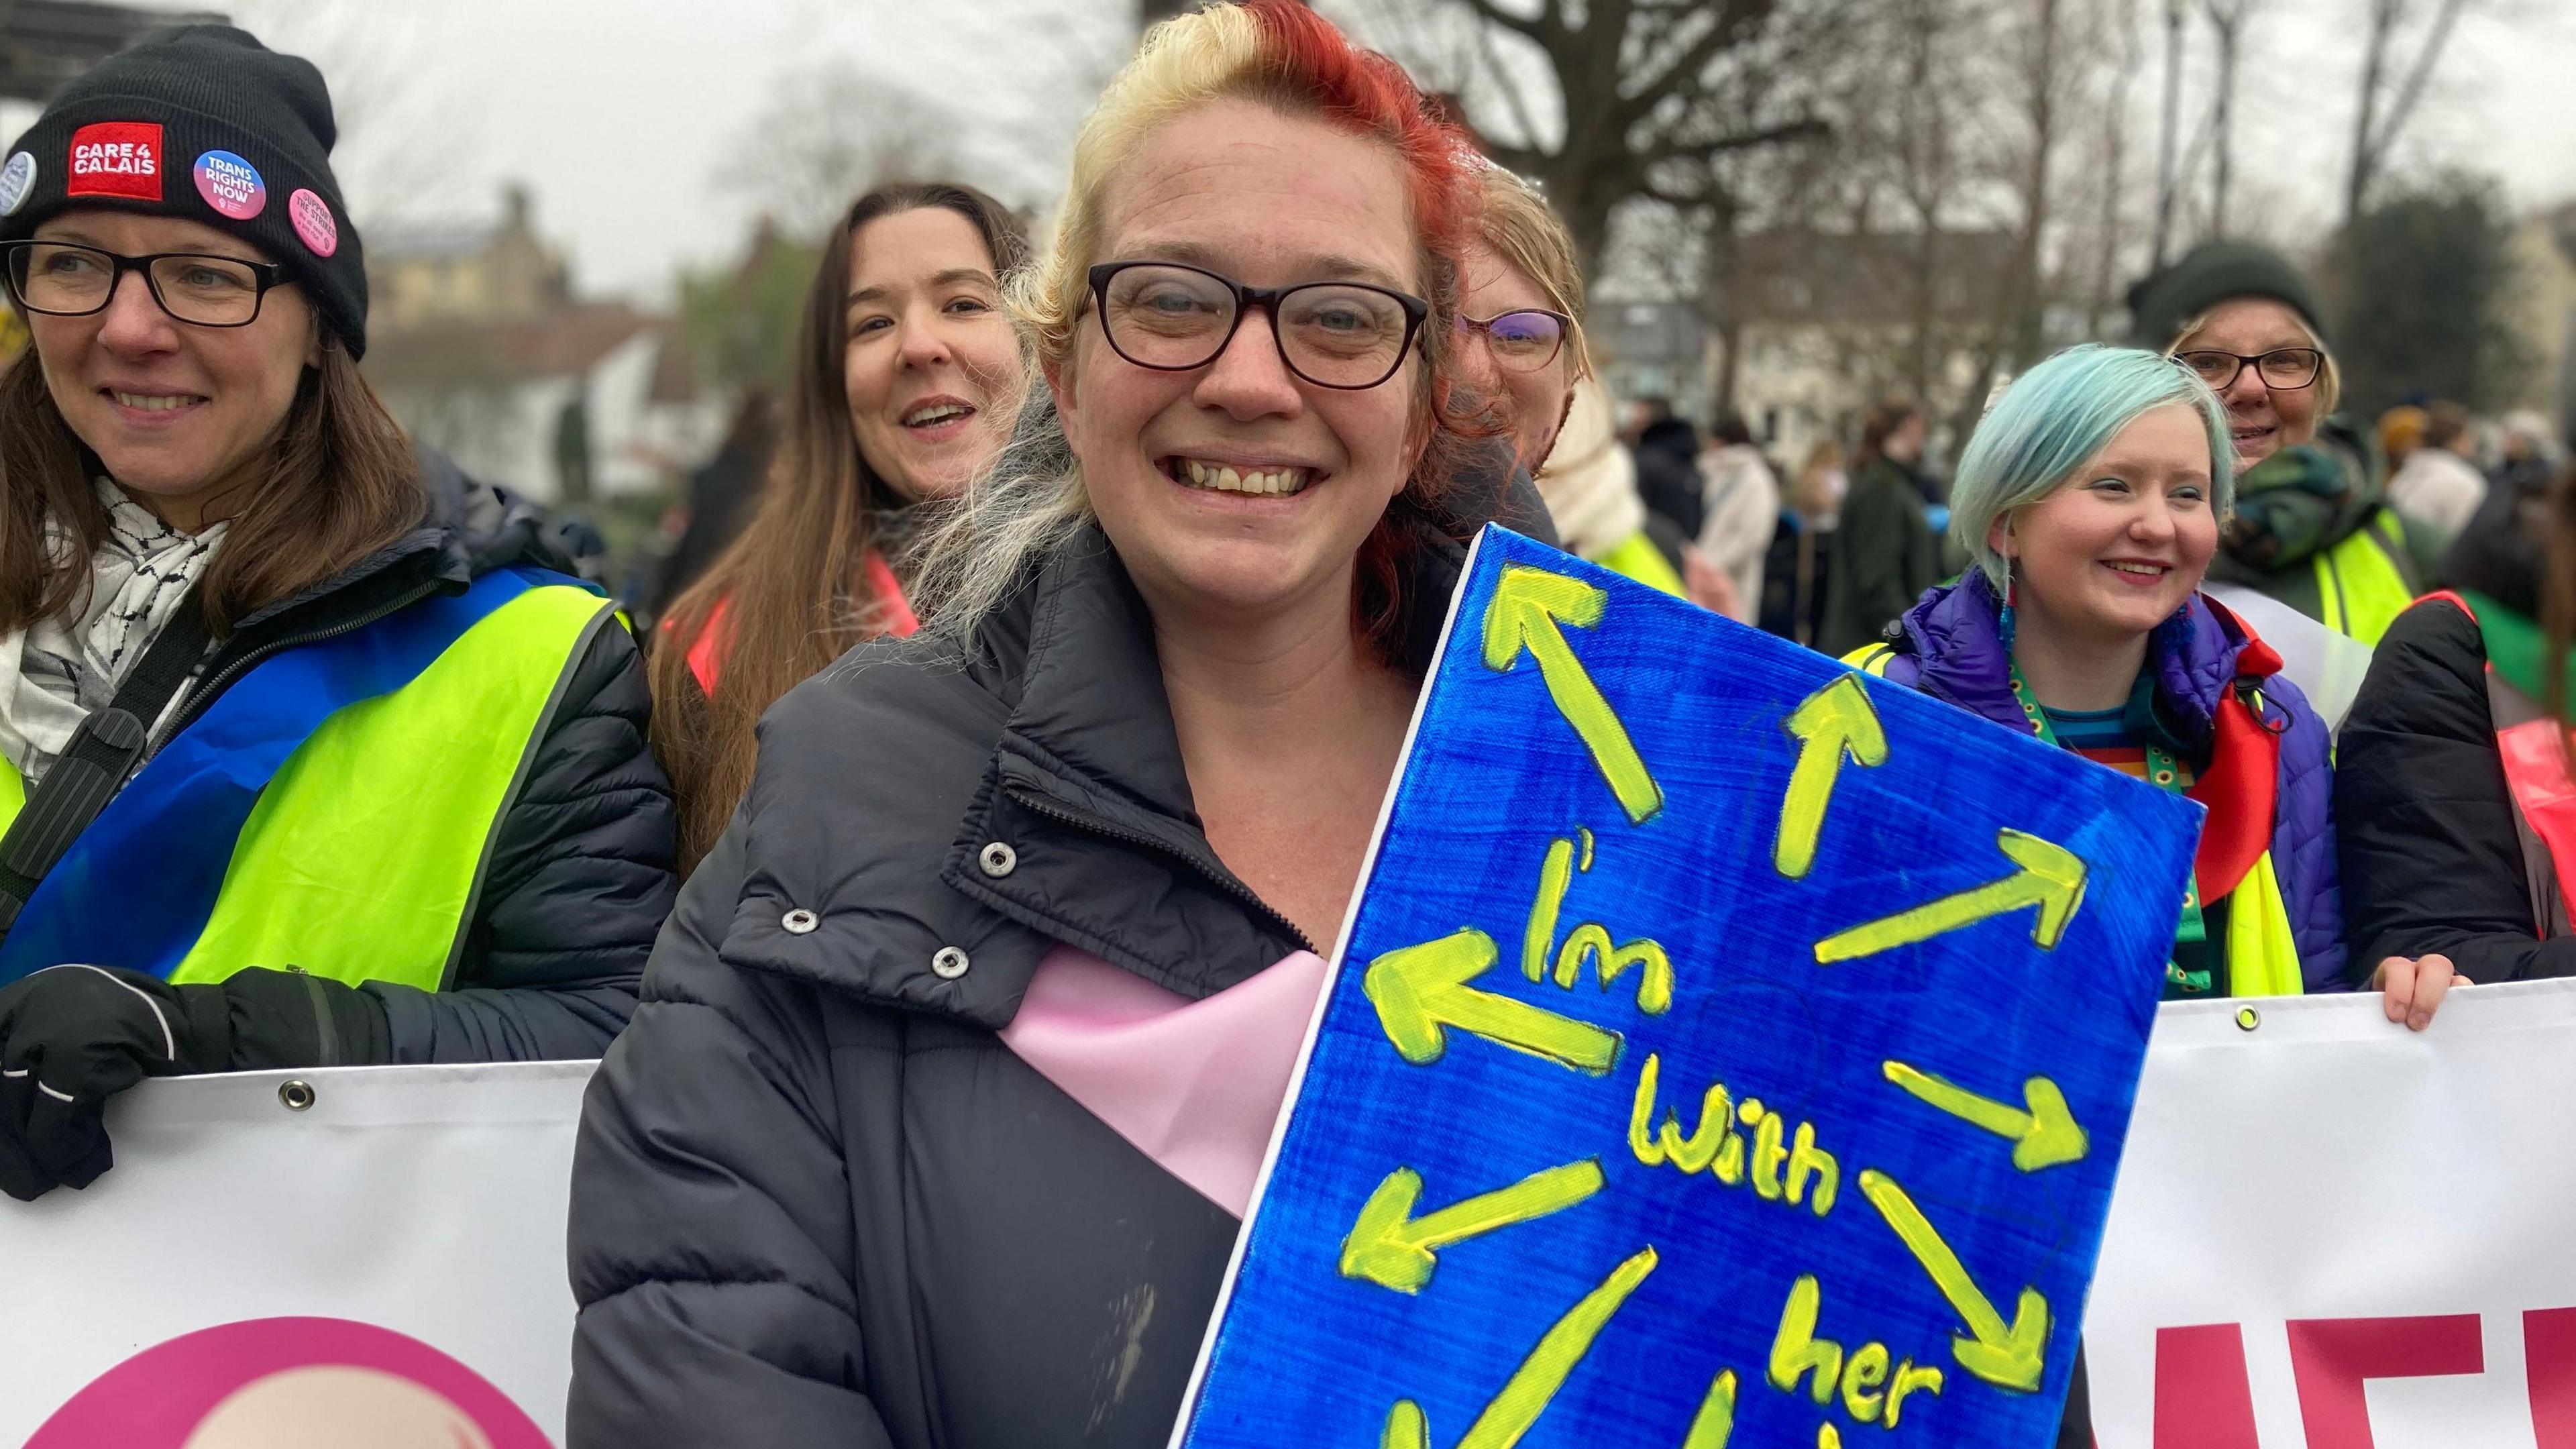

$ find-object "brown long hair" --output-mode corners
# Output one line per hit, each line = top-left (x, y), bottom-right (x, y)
(653, 181), (1028, 869)
(0, 334), (423, 638)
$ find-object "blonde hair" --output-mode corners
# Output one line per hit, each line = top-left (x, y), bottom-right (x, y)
(2164, 304), (2343, 417)
(910, 0), (1490, 659)
(1472, 166), (1593, 381)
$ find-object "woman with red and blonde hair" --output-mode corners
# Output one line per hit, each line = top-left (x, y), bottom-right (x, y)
(566, 4), (1505, 1442)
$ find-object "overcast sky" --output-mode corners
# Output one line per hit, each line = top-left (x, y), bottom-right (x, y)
(41, 0), (2576, 305)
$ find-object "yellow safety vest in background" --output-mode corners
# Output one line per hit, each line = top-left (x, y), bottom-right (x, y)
(2314, 511), (2418, 647)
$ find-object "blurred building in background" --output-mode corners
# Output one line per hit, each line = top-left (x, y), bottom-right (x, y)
(2510, 202), (2576, 433)
(362, 185), (722, 507)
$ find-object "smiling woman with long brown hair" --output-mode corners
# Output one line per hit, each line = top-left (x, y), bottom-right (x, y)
(650, 182), (1028, 868)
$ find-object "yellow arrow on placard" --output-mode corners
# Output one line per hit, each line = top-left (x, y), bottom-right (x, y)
(1774, 674), (1889, 879)
(1364, 928), (1623, 1075)
(1339, 1160), (1607, 1293)
(1882, 1061), (2088, 1173)
(1481, 566), (1664, 825)
(1379, 1246), (1660, 1449)
(1858, 1170), (2050, 1392)
(1680, 1368), (1739, 1448)
(1813, 828), (2088, 964)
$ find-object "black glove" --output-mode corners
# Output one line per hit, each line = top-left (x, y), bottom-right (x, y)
(0, 964), (391, 1201)
(0, 965), (229, 1201)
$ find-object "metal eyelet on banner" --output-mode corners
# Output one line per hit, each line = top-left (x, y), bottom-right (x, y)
(977, 842), (1018, 878)
(782, 908), (819, 935)
(278, 1079), (317, 1111)
(2234, 1006), (2261, 1032)
(930, 946), (971, 979)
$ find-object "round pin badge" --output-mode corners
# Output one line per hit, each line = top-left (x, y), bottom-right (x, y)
(193, 149), (266, 220)
(288, 187), (337, 257)
(0, 152), (38, 217)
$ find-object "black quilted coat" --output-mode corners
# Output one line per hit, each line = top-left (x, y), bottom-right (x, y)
(565, 527), (1466, 1448)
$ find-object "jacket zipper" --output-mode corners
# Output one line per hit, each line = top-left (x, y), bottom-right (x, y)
(289, 965), (343, 1067)
(154, 578), (444, 750)
(1002, 786), (1316, 954)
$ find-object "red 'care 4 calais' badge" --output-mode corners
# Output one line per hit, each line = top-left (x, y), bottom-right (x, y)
(67, 121), (162, 201)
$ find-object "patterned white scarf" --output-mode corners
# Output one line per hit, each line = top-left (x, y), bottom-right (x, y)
(0, 479), (227, 786)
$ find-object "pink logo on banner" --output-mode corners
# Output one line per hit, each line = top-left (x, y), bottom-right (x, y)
(27, 1316), (554, 1449)
(287, 188), (337, 257)
(191, 151), (266, 221)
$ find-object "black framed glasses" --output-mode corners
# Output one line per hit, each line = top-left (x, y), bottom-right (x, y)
(0, 239), (290, 328)
(2175, 347), (2323, 392)
(1087, 260), (1429, 390)
(1457, 308), (1572, 372)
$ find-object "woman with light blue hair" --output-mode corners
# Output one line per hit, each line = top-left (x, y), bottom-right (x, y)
(1847, 346), (2447, 1025)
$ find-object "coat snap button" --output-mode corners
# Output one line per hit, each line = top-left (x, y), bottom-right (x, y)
(977, 842), (1017, 878)
(930, 946), (971, 979)
(782, 908), (819, 935)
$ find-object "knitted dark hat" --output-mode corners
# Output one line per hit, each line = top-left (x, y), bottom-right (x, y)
(0, 25), (367, 357)
(2125, 240), (2325, 353)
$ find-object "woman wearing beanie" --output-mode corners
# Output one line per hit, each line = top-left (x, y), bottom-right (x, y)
(651, 182), (1028, 871)
(2127, 240), (2427, 645)
(0, 26), (676, 1201)
(2336, 462), (2576, 996)
(568, 3), (1517, 1441)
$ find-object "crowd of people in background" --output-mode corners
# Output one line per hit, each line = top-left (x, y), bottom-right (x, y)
(0, 4), (2573, 1448)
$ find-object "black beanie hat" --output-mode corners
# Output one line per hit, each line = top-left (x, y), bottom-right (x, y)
(2125, 239), (2326, 354)
(0, 25), (367, 358)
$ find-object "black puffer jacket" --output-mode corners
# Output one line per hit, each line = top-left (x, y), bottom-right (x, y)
(567, 527), (1461, 1447)
(2336, 599), (2576, 983)
(125, 451), (676, 1065)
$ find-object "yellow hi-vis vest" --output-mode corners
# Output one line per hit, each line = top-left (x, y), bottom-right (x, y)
(1843, 641), (2306, 998)
(2313, 510), (2418, 647)
(0, 581), (617, 993)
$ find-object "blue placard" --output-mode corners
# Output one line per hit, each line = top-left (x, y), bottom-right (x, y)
(1173, 527), (2202, 1449)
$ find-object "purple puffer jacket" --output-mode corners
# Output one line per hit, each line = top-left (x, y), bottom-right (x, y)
(1862, 572), (2347, 991)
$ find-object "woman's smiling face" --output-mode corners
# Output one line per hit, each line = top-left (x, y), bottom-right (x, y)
(842, 205), (1018, 502)
(25, 208), (316, 528)
(1994, 402), (2219, 643)
(1052, 97), (1427, 627)
(2173, 298), (2322, 471)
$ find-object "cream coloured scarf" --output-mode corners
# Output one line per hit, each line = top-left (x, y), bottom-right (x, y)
(0, 479), (226, 786)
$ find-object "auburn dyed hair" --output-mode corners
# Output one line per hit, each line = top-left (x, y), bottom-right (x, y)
(653, 180), (1028, 869)
(915, 0), (1497, 660)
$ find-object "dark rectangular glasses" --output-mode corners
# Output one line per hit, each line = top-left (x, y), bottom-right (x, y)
(1, 239), (288, 328)
(1087, 260), (1428, 390)
(2175, 347), (2323, 392)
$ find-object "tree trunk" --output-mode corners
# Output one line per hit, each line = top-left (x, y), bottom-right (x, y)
(2152, 0), (2186, 267)
(2345, 0), (2395, 224)
(2207, 2), (2243, 238)
(2010, 0), (2063, 368)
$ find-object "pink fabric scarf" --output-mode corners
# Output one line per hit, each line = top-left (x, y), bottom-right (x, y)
(998, 944), (1330, 1218)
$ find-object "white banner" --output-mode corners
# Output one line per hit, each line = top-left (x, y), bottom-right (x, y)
(2087, 980), (2576, 1448)
(0, 1060), (593, 1448)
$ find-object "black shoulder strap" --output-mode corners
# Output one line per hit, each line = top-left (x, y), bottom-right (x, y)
(0, 588), (213, 936)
